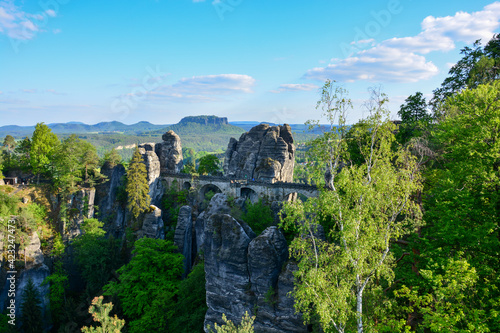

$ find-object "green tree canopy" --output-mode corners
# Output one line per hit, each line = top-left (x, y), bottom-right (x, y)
(15, 137), (31, 172)
(198, 154), (220, 175)
(104, 238), (183, 333)
(30, 123), (59, 183)
(103, 148), (122, 168)
(281, 84), (422, 333)
(20, 278), (43, 333)
(126, 147), (150, 219)
(73, 218), (120, 297)
(2, 135), (16, 152)
(397, 92), (430, 144)
(403, 81), (500, 331)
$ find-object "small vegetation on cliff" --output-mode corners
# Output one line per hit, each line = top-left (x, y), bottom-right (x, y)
(207, 312), (255, 333)
(242, 198), (273, 235)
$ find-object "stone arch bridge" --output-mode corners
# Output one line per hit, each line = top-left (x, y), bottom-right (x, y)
(161, 172), (319, 202)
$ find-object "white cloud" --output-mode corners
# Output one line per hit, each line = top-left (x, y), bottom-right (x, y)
(305, 45), (439, 83)
(305, 2), (500, 83)
(174, 74), (255, 94)
(271, 83), (319, 93)
(21, 88), (37, 93)
(45, 9), (56, 17)
(118, 74), (255, 104)
(0, 1), (58, 40)
(46, 89), (66, 95)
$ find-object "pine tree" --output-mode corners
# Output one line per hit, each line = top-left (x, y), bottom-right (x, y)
(126, 147), (150, 219)
(20, 278), (43, 333)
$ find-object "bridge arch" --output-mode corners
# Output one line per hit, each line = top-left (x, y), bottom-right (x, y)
(281, 188), (318, 202)
(199, 183), (222, 201)
(240, 187), (259, 204)
(182, 181), (192, 190)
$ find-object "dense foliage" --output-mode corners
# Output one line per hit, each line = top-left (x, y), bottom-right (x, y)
(19, 279), (43, 333)
(104, 238), (183, 332)
(126, 147), (151, 220)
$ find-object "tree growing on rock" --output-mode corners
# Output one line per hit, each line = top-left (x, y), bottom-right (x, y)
(126, 147), (150, 219)
(207, 312), (255, 333)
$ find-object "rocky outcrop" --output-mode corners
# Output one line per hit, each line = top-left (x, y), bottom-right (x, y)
(194, 193), (233, 254)
(155, 131), (183, 174)
(95, 163), (128, 237)
(0, 232), (50, 330)
(65, 188), (95, 240)
(204, 213), (255, 330)
(174, 206), (193, 277)
(137, 130), (182, 206)
(202, 202), (307, 332)
(138, 143), (160, 184)
(179, 115), (228, 126)
(224, 124), (295, 183)
(24, 232), (45, 269)
(138, 143), (164, 206)
(136, 205), (164, 239)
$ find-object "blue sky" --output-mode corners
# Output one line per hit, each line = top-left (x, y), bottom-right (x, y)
(1, 0), (500, 126)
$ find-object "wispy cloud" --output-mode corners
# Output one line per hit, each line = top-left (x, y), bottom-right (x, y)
(305, 2), (500, 83)
(0, 1), (58, 40)
(270, 83), (319, 93)
(118, 74), (255, 104)
(46, 89), (66, 95)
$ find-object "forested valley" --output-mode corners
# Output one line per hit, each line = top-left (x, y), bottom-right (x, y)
(0, 35), (499, 333)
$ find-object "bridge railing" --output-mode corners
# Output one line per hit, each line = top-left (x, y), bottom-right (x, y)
(160, 172), (320, 191)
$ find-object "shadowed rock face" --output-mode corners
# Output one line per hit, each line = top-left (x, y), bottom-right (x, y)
(200, 195), (307, 333)
(204, 213), (255, 331)
(224, 124), (295, 183)
(175, 205), (194, 277)
(138, 130), (182, 206)
(136, 205), (164, 239)
(156, 130), (183, 173)
(95, 163), (128, 237)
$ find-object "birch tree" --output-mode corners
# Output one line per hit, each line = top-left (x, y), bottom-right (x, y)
(281, 84), (422, 332)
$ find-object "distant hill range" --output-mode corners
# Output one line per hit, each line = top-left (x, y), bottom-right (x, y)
(0, 120), (169, 138)
(0, 116), (324, 139)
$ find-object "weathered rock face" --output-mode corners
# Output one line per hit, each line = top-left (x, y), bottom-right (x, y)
(138, 143), (160, 184)
(174, 205), (193, 277)
(65, 188), (96, 240)
(0, 232), (50, 330)
(136, 205), (164, 239)
(95, 163), (128, 237)
(204, 213), (255, 330)
(138, 130), (182, 206)
(155, 130), (183, 174)
(194, 193), (233, 254)
(24, 232), (45, 269)
(224, 124), (295, 183)
(138, 143), (164, 206)
(203, 210), (307, 332)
